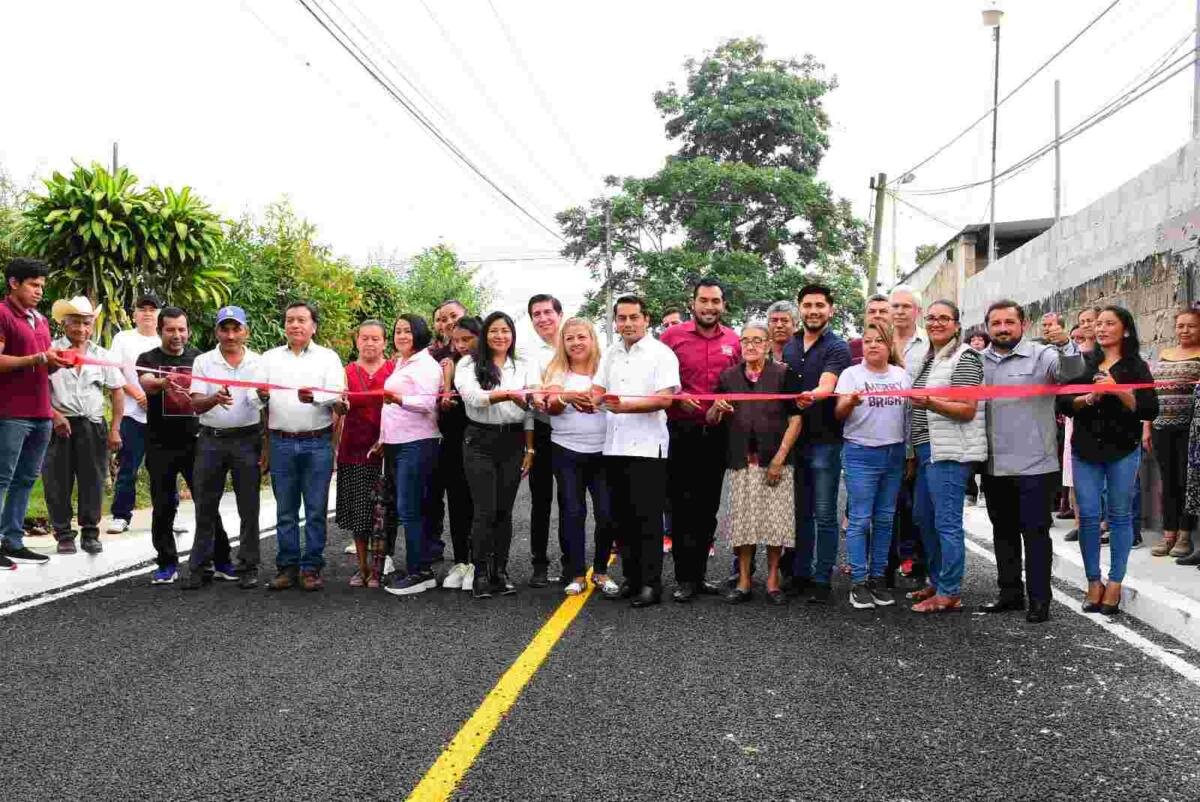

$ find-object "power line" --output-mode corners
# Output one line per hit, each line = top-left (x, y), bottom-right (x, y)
(485, 0), (599, 184)
(889, 192), (962, 230)
(891, 0), (1124, 180)
(292, 0), (564, 242)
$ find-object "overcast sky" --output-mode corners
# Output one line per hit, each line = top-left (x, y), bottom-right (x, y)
(3, 0), (1196, 331)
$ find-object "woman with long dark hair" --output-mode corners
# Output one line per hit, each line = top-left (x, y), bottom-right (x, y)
(454, 311), (537, 599)
(1057, 306), (1158, 615)
(438, 316), (481, 591)
(378, 314), (443, 596)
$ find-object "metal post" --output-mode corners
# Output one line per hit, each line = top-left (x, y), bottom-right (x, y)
(988, 25), (1001, 266)
(1194, 0), (1200, 138)
(112, 141), (119, 175)
(603, 200), (613, 344)
(868, 173), (887, 294)
(1053, 80), (1062, 222)
(890, 190), (898, 284)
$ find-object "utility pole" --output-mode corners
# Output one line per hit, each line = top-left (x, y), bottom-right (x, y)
(1053, 80), (1062, 222)
(890, 190), (898, 284)
(603, 199), (613, 345)
(867, 173), (887, 294)
(111, 141), (119, 175)
(1193, 0), (1200, 138)
(988, 21), (1001, 267)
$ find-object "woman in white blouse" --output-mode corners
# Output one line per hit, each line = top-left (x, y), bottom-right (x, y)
(453, 311), (537, 599)
(541, 318), (616, 596)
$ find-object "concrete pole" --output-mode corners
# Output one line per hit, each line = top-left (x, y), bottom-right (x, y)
(868, 173), (887, 295)
(1053, 80), (1062, 222)
(1193, 0), (1200, 138)
(112, 141), (119, 175)
(603, 200), (613, 344)
(988, 25), (1001, 267)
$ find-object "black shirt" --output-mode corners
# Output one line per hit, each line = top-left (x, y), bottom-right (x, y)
(781, 328), (852, 445)
(137, 346), (201, 444)
(1056, 353), (1158, 463)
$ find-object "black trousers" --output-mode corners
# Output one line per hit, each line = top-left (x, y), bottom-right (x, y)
(1152, 426), (1194, 531)
(429, 428), (473, 563)
(462, 425), (525, 573)
(666, 421), (727, 585)
(982, 472), (1057, 603)
(146, 439), (230, 570)
(606, 455), (667, 592)
(527, 420), (556, 567)
(41, 417), (107, 539)
(191, 430), (261, 573)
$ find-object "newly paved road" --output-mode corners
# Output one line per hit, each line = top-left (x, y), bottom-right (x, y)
(4, 486), (1200, 801)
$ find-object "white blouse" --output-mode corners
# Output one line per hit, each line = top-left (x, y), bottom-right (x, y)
(454, 355), (537, 426)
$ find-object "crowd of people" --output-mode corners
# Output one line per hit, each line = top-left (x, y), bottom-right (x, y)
(1, 254), (1198, 623)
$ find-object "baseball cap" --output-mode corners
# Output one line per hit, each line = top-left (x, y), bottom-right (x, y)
(135, 293), (162, 309)
(216, 306), (248, 326)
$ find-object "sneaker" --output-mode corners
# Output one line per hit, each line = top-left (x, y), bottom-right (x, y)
(299, 568), (324, 591)
(849, 583), (876, 609)
(867, 579), (895, 607)
(564, 580), (586, 595)
(1131, 534), (1144, 550)
(151, 566), (178, 585)
(462, 564), (476, 592)
(384, 556), (396, 577)
(662, 535), (672, 554)
(0, 554), (15, 571)
(80, 536), (103, 555)
(181, 571), (205, 591)
(212, 563), (239, 581)
(385, 571), (437, 596)
(472, 568), (493, 599)
(806, 582), (832, 605)
(442, 563), (470, 590)
(495, 569), (516, 595)
(1, 545), (49, 565)
(56, 537), (77, 555)
(106, 519), (130, 534)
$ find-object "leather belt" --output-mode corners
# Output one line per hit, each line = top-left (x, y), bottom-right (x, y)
(200, 424), (261, 439)
(467, 421), (525, 433)
(270, 426), (332, 440)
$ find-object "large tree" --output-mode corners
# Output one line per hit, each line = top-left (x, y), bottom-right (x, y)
(558, 39), (867, 331)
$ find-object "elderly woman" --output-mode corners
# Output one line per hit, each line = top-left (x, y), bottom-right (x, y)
(1148, 308), (1200, 559)
(906, 299), (986, 614)
(765, 300), (798, 366)
(707, 324), (803, 605)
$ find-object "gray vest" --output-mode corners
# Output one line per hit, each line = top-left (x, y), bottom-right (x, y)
(925, 342), (988, 464)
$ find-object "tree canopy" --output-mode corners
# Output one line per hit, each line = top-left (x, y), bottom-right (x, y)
(558, 38), (867, 332)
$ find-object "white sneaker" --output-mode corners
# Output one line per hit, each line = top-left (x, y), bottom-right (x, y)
(384, 556), (396, 576)
(106, 519), (130, 534)
(564, 580), (585, 596)
(462, 563), (475, 592)
(442, 562), (470, 590)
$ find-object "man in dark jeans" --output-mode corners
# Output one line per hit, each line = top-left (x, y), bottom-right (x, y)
(660, 278), (740, 602)
(136, 307), (230, 585)
(520, 294), (564, 587)
(186, 306), (262, 590)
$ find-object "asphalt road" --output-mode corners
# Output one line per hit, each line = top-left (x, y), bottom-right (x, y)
(3, 484), (1200, 801)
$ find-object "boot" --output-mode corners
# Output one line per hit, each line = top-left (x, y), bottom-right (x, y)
(1151, 532), (1178, 557)
(1169, 530), (1193, 558)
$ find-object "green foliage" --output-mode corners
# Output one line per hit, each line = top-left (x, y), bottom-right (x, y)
(914, 243), (941, 266)
(355, 266), (405, 326)
(0, 167), (29, 267)
(19, 163), (229, 343)
(392, 244), (495, 319)
(558, 38), (867, 333)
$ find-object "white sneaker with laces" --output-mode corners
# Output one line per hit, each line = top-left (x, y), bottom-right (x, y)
(462, 563), (475, 592)
(564, 580), (585, 596)
(600, 577), (619, 595)
(106, 519), (130, 535)
(442, 562), (470, 589)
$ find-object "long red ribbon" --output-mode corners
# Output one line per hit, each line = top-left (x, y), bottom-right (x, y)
(58, 349), (1182, 403)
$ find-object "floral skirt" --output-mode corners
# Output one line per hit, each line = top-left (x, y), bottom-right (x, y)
(723, 465), (795, 548)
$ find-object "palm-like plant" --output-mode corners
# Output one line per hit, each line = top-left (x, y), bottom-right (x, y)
(21, 162), (230, 342)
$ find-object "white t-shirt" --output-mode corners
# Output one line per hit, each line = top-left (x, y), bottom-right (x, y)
(109, 328), (162, 424)
(594, 335), (680, 459)
(835, 362), (911, 447)
(548, 372), (606, 454)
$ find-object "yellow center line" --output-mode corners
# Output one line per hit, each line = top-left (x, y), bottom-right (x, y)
(406, 574), (597, 801)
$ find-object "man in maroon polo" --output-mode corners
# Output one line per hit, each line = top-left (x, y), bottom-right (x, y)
(659, 278), (741, 602)
(0, 258), (70, 569)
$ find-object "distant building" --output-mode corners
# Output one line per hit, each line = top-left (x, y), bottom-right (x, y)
(891, 218), (1054, 308)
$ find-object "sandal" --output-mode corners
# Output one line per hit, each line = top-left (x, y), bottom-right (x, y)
(907, 585), (936, 602)
(912, 594), (962, 613)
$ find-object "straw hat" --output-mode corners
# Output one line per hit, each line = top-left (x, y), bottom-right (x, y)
(51, 296), (97, 323)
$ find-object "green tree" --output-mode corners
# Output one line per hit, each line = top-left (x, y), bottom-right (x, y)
(392, 244), (495, 319)
(558, 38), (867, 332)
(0, 167), (29, 267)
(914, 242), (941, 266)
(20, 163), (229, 342)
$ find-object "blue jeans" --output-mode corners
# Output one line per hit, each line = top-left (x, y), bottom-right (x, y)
(553, 443), (617, 578)
(269, 431), (334, 571)
(0, 418), (52, 549)
(842, 442), (906, 583)
(389, 438), (440, 575)
(912, 442), (970, 596)
(110, 417), (145, 522)
(1074, 448), (1140, 583)
(792, 441), (842, 584)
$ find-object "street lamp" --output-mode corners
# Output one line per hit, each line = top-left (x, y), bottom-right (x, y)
(983, 6), (1004, 267)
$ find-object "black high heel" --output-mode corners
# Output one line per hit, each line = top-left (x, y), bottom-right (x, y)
(1082, 581), (1105, 613)
(1100, 582), (1122, 616)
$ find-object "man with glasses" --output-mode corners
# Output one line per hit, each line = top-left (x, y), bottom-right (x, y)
(659, 278), (740, 602)
(782, 284), (852, 603)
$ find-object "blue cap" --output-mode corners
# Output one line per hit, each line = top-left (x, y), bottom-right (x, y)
(216, 306), (248, 326)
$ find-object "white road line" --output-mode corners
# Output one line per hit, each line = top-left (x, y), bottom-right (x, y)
(963, 538), (1200, 687)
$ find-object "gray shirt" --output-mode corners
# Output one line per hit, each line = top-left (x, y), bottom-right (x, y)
(982, 339), (1060, 476)
(901, 330), (929, 378)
